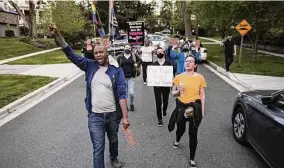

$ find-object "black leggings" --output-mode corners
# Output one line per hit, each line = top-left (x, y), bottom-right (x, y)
(142, 62), (152, 82)
(153, 87), (170, 120)
(176, 117), (198, 160)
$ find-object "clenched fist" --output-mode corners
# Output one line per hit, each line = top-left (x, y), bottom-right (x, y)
(48, 23), (58, 35)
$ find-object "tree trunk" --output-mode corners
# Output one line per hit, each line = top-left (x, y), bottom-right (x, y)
(221, 28), (226, 39)
(253, 33), (259, 60)
(29, 1), (37, 39)
(8, 1), (28, 25)
(182, 1), (192, 38)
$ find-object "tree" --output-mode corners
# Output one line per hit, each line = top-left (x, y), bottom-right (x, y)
(159, 1), (172, 29)
(236, 1), (284, 59)
(8, 0), (45, 38)
(181, 1), (192, 38)
(40, 1), (86, 44)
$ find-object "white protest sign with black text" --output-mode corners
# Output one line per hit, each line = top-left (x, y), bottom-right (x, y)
(147, 66), (173, 87)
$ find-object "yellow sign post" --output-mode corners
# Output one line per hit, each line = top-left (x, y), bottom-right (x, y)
(235, 19), (252, 64)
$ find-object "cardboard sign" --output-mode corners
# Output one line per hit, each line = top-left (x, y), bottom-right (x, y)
(194, 40), (200, 48)
(127, 21), (145, 46)
(147, 66), (173, 87)
(121, 125), (135, 146)
(99, 36), (110, 47)
(169, 38), (179, 46)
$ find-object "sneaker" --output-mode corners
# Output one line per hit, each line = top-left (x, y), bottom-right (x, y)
(130, 104), (134, 111)
(190, 160), (196, 168)
(157, 120), (163, 127)
(163, 112), (167, 117)
(111, 158), (122, 168)
(173, 141), (179, 148)
(143, 82), (147, 85)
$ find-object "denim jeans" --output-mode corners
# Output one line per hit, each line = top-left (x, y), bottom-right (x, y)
(126, 78), (135, 105)
(88, 112), (119, 168)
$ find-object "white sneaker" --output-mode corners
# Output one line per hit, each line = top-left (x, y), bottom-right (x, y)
(143, 82), (147, 85)
(173, 141), (179, 148)
(190, 160), (196, 168)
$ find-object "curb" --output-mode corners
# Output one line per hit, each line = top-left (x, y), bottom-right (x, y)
(0, 70), (83, 119)
(0, 47), (61, 64)
(204, 60), (251, 91)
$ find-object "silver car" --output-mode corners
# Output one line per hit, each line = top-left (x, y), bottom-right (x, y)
(148, 34), (169, 51)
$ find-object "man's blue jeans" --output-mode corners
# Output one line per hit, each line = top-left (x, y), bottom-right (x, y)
(88, 112), (119, 168)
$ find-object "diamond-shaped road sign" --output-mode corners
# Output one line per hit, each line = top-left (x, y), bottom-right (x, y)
(236, 19), (252, 36)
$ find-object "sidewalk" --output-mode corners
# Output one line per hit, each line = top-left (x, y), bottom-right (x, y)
(204, 61), (284, 91)
(200, 37), (284, 58)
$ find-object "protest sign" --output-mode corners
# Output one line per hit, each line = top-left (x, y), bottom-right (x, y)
(147, 66), (173, 87)
(121, 125), (135, 146)
(127, 21), (145, 46)
(100, 36), (110, 47)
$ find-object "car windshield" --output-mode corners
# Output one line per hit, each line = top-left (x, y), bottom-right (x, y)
(274, 93), (284, 110)
(149, 35), (164, 41)
(115, 35), (127, 41)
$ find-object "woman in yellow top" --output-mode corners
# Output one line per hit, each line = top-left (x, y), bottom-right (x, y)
(171, 55), (206, 168)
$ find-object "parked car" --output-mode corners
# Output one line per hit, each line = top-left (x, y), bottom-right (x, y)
(232, 89), (284, 168)
(148, 34), (169, 51)
(108, 34), (128, 57)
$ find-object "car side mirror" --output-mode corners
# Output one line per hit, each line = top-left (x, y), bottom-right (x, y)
(261, 96), (273, 105)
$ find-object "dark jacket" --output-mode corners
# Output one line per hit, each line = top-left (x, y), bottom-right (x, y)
(117, 52), (142, 78)
(62, 46), (127, 121)
(168, 99), (202, 132)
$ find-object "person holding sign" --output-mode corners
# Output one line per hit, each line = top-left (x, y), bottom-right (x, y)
(152, 47), (172, 127)
(48, 23), (130, 168)
(117, 44), (142, 111)
(169, 56), (206, 168)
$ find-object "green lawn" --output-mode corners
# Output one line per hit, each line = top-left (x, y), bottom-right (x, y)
(0, 75), (56, 108)
(199, 38), (216, 43)
(7, 50), (81, 65)
(204, 44), (284, 77)
(0, 38), (43, 60)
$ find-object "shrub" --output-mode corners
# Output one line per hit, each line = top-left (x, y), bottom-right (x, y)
(5, 30), (15, 37)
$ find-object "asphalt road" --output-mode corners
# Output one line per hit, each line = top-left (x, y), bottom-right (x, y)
(0, 65), (268, 168)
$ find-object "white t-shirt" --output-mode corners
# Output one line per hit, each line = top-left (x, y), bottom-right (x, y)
(140, 46), (155, 62)
(91, 66), (116, 113)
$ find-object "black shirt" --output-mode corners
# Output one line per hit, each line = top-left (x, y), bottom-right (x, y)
(119, 55), (135, 79)
(224, 39), (235, 55)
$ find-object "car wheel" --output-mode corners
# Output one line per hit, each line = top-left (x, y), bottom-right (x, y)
(232, 107), (248, 145)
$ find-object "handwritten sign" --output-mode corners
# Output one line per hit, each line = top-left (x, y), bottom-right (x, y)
(121, 125), (135, 146)
(147, 66), (173, 87)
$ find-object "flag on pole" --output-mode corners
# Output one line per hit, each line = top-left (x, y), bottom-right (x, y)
(109, 0), (120, 39)
(91, 1), (105, 37)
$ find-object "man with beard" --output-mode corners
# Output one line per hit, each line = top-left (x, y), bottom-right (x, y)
(48, 23), (130, 168)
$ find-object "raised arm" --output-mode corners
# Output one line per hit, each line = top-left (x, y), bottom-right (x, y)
(49, 23), (89, 71)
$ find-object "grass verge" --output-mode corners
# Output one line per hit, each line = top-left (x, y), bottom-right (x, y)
(7, 50), (81, 65)
(0, 38), (42, 60)
(204, 44), (284, 77)
(0, 75), (56, 108)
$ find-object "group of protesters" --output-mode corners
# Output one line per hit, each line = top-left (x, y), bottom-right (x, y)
(49, 23), (206, 168)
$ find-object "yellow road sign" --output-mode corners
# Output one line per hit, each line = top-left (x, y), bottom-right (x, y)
(236, 19), (252, 36)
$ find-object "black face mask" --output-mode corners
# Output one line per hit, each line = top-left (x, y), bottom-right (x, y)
(182, 48), (189, 52)
(157, 53), (164, 59)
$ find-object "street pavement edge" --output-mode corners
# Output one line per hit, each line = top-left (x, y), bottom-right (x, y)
(203, 61), (251, 92)
(0, 70), (84, 127)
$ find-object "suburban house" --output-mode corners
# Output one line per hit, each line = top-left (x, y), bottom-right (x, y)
(0, 7), (19, 37)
